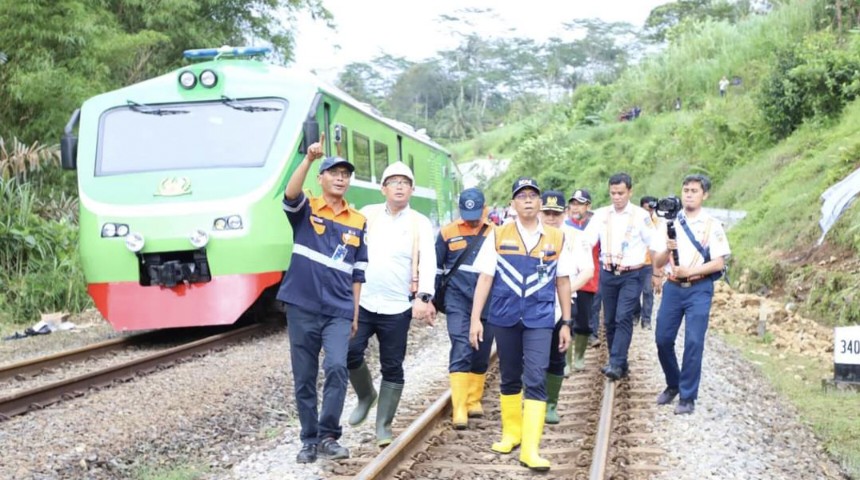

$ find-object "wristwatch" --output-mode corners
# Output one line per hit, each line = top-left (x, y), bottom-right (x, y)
(417, 292), (433, 303)
(560, 319), (574, 328)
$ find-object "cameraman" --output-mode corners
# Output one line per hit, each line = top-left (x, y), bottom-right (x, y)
(652, 174), (731, 415)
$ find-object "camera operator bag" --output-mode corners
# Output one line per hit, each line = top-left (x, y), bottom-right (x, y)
(434, 224), (488, 314)
(679, 217), (727, 282)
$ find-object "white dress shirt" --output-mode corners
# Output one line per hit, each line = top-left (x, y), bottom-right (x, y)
(585, 202), (666, 267)
(663, 210), (731, 272)
(359, 203), (437, 314)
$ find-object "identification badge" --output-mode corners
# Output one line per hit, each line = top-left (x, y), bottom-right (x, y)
(536, 264), (548, 282)
(332, 244), (347, 263)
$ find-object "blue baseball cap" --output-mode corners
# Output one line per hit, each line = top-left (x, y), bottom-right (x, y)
(318, 156), (355, 174)
(459, 188), (485, 221)
(511, 176), (540, 198)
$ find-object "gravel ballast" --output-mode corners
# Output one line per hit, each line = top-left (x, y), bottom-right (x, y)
(0, 291), (850, 479)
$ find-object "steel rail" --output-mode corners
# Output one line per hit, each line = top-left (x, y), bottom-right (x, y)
(589, 378), (616, 480)
(0, 334), (157, 382)
(0, 323), (263, 421)
(353, 350), (498, 480)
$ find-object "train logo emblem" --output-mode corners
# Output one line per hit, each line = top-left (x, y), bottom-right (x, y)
(155, 177), (192, 196)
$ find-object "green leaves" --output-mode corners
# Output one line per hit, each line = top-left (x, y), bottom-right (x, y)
(757, 31), (860, 139)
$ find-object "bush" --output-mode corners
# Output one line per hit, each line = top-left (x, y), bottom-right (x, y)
(758, 31), (860, 139)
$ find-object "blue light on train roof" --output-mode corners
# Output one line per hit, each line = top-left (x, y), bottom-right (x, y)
(183, 46), (272, 60)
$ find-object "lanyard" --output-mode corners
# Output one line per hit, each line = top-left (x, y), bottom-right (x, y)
(604, 208), (637, 265)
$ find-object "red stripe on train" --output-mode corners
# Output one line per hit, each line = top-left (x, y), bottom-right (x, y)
(88, 272), (283, 331)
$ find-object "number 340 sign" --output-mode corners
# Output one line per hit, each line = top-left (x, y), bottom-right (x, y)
(834, 326), (860, 365)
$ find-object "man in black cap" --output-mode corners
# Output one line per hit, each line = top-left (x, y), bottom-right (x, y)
(566, 189), (601, 350)
(277, 133), (368, 463)
(435, 187), (494, 430)
(538, 190), (593, 425)
(469, 177), (573, 472)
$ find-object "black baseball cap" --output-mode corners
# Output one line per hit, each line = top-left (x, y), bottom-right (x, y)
(540, 190), (565, 212)
(511, 176), (540, 198)
(569, 188), (592, 204)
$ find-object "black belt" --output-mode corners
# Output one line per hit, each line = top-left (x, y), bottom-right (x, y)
(603, 264), (644, 276)
(667, 275), (709, 288)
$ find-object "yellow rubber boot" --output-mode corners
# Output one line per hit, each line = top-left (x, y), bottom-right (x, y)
(519, 399), (551, 471)
(491, 392), (522, 454)
(450, 372), (470, 429)
(466, 373), (486, 418)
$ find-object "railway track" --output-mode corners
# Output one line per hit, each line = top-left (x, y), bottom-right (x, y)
(337, 327), (668, 480)
(0, 323), (269, 421)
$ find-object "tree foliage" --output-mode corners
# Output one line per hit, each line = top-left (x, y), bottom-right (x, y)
(0, 0), (330, 143)
(645, 0), (753, 43)
(757, 31), (860, 138)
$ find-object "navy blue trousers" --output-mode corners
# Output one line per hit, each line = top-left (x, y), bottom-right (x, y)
(546, 319), (567, 376)
(633, 265), (655, 324)
(589, 289), (602, 336)
(492, 322), (552, 400)
(286, 304), (351, 444)
(446, 290), (494, 373)
(574, 293), (593, 336)
(655, 279), (714, 401)
(600, 270), (644, 370)
(347, 306), (412, 384)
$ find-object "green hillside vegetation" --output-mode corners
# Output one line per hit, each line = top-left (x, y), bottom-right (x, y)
(462, 0), (860, 327)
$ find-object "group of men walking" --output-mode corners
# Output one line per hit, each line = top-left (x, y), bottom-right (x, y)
(277, 135), (731, 471)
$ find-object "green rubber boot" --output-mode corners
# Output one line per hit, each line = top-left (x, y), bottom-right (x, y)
(573, 333), (589, 371)
(545, 373), (564, 424)
(348, 362), (377, 426)
(376, 381), (404, 447)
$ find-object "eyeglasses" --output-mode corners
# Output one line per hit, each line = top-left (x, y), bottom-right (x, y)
(325, 169), (352, 179)
(384, 179), (412, 187)
(514, 191), (539, 200)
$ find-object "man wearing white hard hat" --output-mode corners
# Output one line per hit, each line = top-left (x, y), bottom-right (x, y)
(346, 161), (437, 447)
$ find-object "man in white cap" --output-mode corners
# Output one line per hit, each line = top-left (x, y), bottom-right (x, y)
(346, 161), (437, 447)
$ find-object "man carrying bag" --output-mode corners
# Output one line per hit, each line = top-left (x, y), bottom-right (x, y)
(435, 188), (493, 429)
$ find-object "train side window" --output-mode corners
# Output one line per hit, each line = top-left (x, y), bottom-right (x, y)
(373, 141), (389, 183)
(407, 154), (414, 172)
(353, 132), (371, 181)
(334, 124), (349, 160)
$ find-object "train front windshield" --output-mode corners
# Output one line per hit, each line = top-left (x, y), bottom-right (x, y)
(96, 98), (288, 176)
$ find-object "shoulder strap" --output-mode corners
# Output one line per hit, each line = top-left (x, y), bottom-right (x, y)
(679, 217), (710, 263)
(441, 224), (489, 284)
(410, 210), (420, 294)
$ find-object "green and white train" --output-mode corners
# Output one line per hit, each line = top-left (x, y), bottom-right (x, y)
(61, 46), (461, 331)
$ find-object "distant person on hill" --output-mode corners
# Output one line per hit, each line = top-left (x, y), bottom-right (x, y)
(719, 76), (730, 97)
(674, 97), (682, 111)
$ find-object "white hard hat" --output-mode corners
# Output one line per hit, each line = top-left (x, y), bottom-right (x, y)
(381, 161), (414, 184)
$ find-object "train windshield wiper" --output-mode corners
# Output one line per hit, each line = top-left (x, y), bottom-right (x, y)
(127, 100), (189, 116)
(220, 95), (282, 113)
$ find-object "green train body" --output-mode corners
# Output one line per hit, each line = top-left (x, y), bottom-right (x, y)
(62, 47), (460, 331)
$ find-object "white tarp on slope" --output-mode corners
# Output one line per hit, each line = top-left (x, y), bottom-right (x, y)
(818, 167), (860, 245)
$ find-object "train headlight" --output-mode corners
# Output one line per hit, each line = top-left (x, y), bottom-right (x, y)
(102, 223), (131, 237)
(178, 70), (197, 89)
(189, 229), (209, 248)
(200, 69), (218, 88)
(227, 215), (243, 229)
(125, 232), (145, 252)
(101, 223), (117, 237)
(213, 218), (227, 230)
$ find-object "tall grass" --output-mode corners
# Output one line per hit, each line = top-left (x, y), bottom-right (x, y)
(607, 0), (822, 116)
(0, 136), (88, 325)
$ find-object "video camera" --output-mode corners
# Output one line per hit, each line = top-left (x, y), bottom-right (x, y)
(655, 195), (683, 273)
(655, 195), (682, 221)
